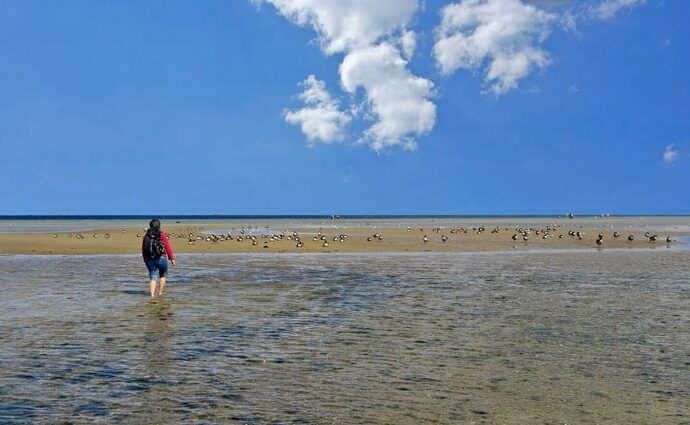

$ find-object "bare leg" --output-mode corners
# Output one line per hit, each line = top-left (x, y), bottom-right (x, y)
(158, 277), (167, 296)
(149, 279), (157, 297)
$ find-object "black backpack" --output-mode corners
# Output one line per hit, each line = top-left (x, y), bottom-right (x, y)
(143, 229), (166, 259)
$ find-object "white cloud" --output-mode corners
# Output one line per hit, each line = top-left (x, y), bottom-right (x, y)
(283, 75), (351, 144)
(433, 0), (556, 95)
(255, 0), (419, 55)
(258, 0), (436, 151)
(560, 10), (579, 34)
(259, 0), (648, 152)
(340, 43), (436, 151)
(663, 144), (678, 163)
(589, 0), (645, 20)
(400, 30), (417, 60)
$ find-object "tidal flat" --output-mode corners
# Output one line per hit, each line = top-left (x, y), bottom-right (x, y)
(1, 250), (689, 424)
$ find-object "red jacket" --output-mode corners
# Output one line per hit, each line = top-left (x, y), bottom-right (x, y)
(142, 231), (175, 261)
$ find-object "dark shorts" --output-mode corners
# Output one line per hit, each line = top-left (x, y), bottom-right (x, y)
(144, 257), (168, 279)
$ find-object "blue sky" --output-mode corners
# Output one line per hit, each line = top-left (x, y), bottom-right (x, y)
(0, 0), (687, 215)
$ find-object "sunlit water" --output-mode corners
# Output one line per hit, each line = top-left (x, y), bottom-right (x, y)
(1, 251), (689, 424)
(2, 216), (690, 233)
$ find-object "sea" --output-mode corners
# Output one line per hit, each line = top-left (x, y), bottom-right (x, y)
(1, 216), (689, 424)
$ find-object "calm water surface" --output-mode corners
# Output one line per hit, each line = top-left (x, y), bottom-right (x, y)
(2, 216), (690, 233)
(1, 251), (689, 424)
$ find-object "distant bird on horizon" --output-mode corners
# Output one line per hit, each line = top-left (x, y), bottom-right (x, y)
(628, 235), (634, 241)
(666, 236), (673, 243)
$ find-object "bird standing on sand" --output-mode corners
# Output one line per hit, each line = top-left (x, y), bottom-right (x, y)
(628, 235), (634, 242)
(423, 235), (429, 243)
(596, 234), (603, 247)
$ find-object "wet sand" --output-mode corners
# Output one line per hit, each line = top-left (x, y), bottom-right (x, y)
(0, 221), (686, 255)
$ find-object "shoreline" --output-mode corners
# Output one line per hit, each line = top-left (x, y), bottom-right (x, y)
(0, 222), (687, 255)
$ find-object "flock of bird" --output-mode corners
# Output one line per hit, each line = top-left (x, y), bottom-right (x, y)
(52, 225), (676, 249)
(413, 225), (673, 248)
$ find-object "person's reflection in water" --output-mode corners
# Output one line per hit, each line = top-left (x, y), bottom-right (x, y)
(145, 299), (174, 369)
(140, 299), (176, 421)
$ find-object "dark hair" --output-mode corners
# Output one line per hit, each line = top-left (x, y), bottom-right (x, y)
(149, 218), (161, 230)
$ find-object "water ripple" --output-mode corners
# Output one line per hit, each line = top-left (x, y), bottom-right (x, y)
(0, 251), (689, 423)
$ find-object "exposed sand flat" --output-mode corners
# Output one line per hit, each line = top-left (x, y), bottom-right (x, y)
(0, 222), (685, 255)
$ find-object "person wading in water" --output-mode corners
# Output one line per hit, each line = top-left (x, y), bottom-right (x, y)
(142, 218), (176, 297)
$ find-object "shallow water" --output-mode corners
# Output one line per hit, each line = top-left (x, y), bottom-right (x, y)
(1, 251), (689, 424)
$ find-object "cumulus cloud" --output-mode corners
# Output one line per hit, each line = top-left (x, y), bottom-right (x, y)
(258, 0), (436, 151)
(400, 30), (417, 60)
(283, 75), (351, 144)
(258, 0), (648, 152)
(663, 144), (679, 163)
(589, 0), (645, 20)
(433, 0), (556, 95)
(340, 43), (436, 151)
(255, 0), (419, 55)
